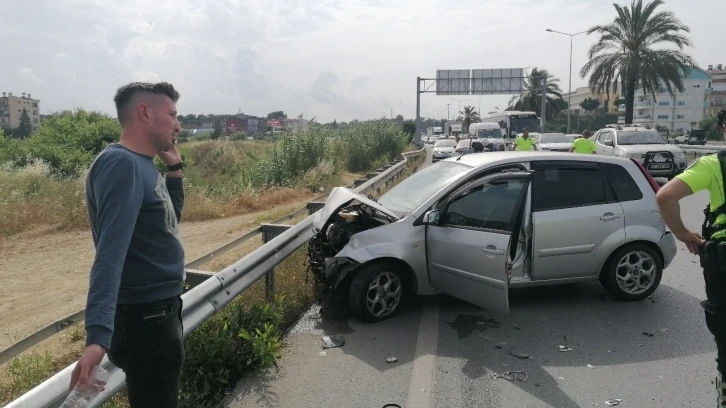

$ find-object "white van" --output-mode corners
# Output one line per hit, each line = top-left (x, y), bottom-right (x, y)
(468, 122), (507, 151)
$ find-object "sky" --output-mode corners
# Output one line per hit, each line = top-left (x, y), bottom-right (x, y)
(1, 0), (723, 123)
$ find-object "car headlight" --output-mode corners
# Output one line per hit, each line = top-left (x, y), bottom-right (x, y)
(674, 152), (686, 160)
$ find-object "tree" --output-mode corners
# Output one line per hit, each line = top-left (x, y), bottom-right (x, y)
(699, 115), (722, 141)
(267, 111), (287, 120)
(14, 108), (33, 139)
(689, 121), (698, 129)
(459, 106), (481, 133)
(507, 67), (565, 120)
(580, 97), (601, 114)
(212, 118), (223, 140)
(402, 119), (416, 140)
(580, 0), (694, 125)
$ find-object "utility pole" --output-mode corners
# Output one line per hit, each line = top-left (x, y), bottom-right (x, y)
(546, 28), (587, 134)
(415, 77), (421, 144)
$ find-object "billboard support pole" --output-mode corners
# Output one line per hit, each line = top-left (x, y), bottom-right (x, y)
(415, 76), (421, 144)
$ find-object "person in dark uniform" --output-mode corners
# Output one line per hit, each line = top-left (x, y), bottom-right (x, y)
(656, 109), (726, 406)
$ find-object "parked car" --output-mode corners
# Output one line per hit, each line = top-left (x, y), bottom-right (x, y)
(431, 139), (457, 162)
(674, 129), (707, 145)
(308, 152), (677, 322)
(454, 138), (483, 154)
(534, 133), (574, 152)
(592, 126), (687, 180)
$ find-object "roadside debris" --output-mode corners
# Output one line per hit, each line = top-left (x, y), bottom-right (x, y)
(559, 335), (573, 352)
(491, 371), (528, 382)
(587, 364), (595, 368)
(605, 398), (622, 406)
(318, 351), (327, 356)
(321, 334), (345, 349)
(513, 324), (521, 330)
(509, 349), (530, 359)
(495, 342), (507, 349)
(385, 357), (398, 363)
(642, 331), (655, 337)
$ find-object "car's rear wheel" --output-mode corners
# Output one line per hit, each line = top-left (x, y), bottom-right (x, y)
(599, 244), (663, 301)
(349, 263), (405, 322)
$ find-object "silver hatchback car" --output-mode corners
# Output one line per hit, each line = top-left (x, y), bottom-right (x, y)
(308, 151), (678, 322)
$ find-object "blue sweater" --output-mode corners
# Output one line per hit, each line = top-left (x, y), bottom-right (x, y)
(84, 144), (185, 350)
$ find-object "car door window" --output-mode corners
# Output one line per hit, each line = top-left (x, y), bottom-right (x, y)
(532, 163), (613, 211)
(598, 130), (612, 144)
(601, 163), (643, 202)
(442, 179), (528, 233)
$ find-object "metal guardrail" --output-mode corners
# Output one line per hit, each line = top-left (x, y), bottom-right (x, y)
(4, 146), (426, 408)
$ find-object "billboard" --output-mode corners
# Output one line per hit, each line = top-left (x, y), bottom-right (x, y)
(436, 70), (470, 95)
(267, 120), (281, 127)
(471, 68), (525, 95)
(247, 119), (259, 133)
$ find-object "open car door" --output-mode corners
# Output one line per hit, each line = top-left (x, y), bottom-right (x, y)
(424, 171), (533, 314)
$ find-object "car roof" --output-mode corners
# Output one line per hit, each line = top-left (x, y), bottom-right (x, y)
(441, 150), (635, 168)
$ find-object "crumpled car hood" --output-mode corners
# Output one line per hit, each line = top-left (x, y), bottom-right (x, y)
(312, 186), (400, 230)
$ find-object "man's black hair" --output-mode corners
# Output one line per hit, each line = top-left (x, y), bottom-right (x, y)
(471, 141), (484, 152)
(113, 82), (180, 125)
(718, 109), (726, 129)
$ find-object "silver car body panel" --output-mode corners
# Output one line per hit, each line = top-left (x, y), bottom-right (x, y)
(315, 151), (678, 312)
(311, 186), (399, 231)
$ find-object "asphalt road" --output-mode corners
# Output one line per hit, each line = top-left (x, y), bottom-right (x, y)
(224, 154), (718, 408)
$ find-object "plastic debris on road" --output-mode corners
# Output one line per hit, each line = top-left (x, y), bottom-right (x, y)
(643, 331), (655, 337)
(491, 371), (528, 382)
(321, 334), (345, 349)
(605, 398), (622, 406)
(559, 345), (573, 352)
(319, 351), (327, 356)
(386, 357), (398, 363)
(587, 364), (595, 368)
(509, 349), (530, 359)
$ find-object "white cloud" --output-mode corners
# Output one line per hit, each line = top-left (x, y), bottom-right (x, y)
(18, 67), (41, 83)
(0, 0), (723, 122)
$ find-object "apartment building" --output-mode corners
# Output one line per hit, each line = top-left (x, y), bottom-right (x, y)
(705, 64), (726, 117)
(0, 92), (40, 131)
(617, 66), (712, 134)
(563, 86), (620, 115)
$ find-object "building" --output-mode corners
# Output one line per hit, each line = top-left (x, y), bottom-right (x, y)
(225, 114), (265, 136)
(0, 92), (40, 131)
(562, 86), (620, 115)
(282, 114), (310, 133)
(706, 64), (726, 117)
(617, 66), (713, 134)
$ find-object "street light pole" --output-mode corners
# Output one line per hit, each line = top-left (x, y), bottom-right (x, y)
(546, 28), (587, 134)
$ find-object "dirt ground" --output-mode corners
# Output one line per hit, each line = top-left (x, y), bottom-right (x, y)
(0, 198), (315, 354)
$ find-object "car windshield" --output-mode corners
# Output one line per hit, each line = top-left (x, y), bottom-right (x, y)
(539, 133), (571, 143)
(476, 129), (503, 139)
(617, 130), (668, 145)
(378, 161), (470, 215)
(434, 140), (457, 148)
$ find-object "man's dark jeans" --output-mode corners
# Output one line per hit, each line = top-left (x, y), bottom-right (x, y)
(108, 295), (184, 408)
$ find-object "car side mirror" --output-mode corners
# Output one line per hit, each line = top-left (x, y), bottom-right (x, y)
(423, 210), (440, 226)
(604, 139), (614, 146)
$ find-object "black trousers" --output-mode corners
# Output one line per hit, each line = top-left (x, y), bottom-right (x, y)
(703, 260), (726, 374)
(107, 295), (185, 408)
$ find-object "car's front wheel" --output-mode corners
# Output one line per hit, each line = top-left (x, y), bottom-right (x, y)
(599, 244), (663, 301)
(349, 263), (405, 322)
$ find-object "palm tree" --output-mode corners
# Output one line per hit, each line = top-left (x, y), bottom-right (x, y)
(459, 106), (480, 133)
(507, 67), (564, 120)
(580, 0), (694, 124)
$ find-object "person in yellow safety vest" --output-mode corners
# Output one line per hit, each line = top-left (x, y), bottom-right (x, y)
(656, 108), (726, 407)
(569, 130), (597, 154)
(513, 128), (539, 151)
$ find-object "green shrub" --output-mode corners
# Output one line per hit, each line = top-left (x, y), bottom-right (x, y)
(180, 296), (285, 408)
(0, 352), (54, 404)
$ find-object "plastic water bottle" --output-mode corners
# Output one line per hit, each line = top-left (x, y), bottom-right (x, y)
(60, 366), (110, 408)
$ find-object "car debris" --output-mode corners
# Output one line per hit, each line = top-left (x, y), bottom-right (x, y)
(509, 349), (530, 359)
(605, 398), (622, 406)
(513, 324), (521, 330)
(491, 371), (528, 382)
(643, 331), (655, 337)
(319, 351), (327, 356)
(321, 334), (346, 349)
(559, 345), (573, 352)
(386, 357), (398, 363)
(587, 364), (595, 368)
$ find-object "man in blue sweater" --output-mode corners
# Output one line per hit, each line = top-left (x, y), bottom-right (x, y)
(69, 82), (186, 407)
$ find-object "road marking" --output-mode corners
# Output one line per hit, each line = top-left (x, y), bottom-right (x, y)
(406, 298), (440, 408)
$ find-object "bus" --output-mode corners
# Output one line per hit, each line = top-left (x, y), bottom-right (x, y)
(479, 111), (540, 139)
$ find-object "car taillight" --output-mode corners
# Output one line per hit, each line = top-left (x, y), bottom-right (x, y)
(631, 159), (660, 192)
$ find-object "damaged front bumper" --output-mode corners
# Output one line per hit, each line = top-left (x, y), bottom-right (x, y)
(324, 257), (361, 293)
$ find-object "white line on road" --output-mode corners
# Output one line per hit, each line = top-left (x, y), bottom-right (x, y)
(406, 298), (440, 408)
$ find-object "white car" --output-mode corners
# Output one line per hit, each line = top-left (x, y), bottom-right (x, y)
(592, 127), (687, 179)
(535, 133), (574, 152)
(432, 139), (457, 162)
